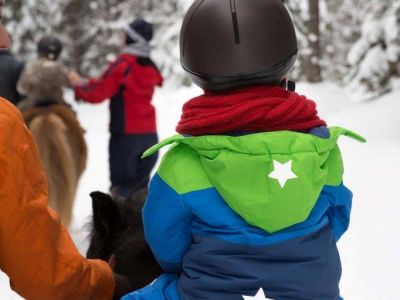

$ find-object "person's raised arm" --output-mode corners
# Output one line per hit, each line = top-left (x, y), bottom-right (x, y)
(74, 58), (130, 104)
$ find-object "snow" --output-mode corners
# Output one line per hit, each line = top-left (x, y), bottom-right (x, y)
(324, 87), (400, 299)
(347, 45), (390, 102)
(1, 82), (400, 299)
(347, 39), (371, 66)
(362, 18), (382, 44)
(384, 14), (399, 43)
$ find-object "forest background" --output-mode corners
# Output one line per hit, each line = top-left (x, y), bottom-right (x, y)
(4, 0), (400, 101)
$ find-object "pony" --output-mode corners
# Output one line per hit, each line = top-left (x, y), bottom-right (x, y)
(86, 188), (163, 291)
(23, 104), (87, 228)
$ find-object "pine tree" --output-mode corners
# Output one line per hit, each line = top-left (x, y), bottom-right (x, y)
(347, 0), (400, 101)
(285, 0), (376, 84)
(3, 0), (188, 83)
(305, 0), (322, 82)
(55, 0), (106, 75)
(286, 0), (323, 82)
(319, 0), (366, 81)
(7, 0), (398, 97)
(3, 0), (59, 62)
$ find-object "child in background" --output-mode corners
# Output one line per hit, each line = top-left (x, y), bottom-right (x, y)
(17, 35), (71, 112)
(70, 19), (163, 201)
(123, 0), (365, 300)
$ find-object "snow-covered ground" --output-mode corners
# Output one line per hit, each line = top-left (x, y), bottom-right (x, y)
(1, 82), (399, 299)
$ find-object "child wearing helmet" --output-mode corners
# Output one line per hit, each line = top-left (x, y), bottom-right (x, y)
(124, 1), (365, 300)
(17, 35), (72, 111)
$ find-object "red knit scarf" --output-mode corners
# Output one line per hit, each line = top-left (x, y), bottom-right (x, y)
(176, 86), (326, 136)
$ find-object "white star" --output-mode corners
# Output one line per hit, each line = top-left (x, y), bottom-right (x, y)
(242, 288), (274, 300)
(268, 160), (297, 188)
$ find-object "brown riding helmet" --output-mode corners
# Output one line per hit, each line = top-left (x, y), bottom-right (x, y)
(180, 0), (298, 92)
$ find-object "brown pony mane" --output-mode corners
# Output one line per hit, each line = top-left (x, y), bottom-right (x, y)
(24, 104), (87, 227)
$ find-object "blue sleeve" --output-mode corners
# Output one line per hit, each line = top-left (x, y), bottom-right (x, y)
(325, 183), (353, 241)
(143, 174), (193, 273)
(309, 127), (353, 241)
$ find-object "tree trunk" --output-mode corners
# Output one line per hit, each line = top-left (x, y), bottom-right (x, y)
(305, 0), (322, 82)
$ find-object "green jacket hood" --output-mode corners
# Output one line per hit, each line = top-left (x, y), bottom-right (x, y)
(144, 127), (365, 233)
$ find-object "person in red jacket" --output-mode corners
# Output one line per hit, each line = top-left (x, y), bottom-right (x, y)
(70, 19), (163, 200)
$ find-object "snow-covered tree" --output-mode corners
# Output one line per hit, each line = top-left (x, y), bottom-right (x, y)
(306, 0), (322, 82)
(3, 0), (188, 84)
(54, 0), (111, 75)
(346, 0), (400, 101)
(6, 0), (398, 96)
(286, 0), (367, 82)
(3, 0), (60, 62)
(319, 0), (367, 81)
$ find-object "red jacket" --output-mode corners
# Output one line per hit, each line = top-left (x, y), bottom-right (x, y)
(75, 54), (163, 134)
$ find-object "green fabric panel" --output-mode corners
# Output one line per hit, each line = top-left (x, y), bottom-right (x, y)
(324, 145), (344, 186)
(143, 134), (183, 158)
(143, 127), (366, 159)
(157, 143), (213, 195)
(199, 149), (337, 233)
(147, 127), (365, 233)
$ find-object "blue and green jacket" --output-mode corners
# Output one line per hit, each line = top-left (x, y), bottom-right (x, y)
(123, 127), (365, 300)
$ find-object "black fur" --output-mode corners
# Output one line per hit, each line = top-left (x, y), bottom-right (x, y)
(87, 188), (163, 291)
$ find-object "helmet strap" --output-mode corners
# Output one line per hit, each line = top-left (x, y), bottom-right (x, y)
(288, 80), (296, 92)
(280, 78), (296, 92)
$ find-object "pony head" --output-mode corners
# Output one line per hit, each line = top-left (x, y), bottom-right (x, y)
(86, 188), (163, 291)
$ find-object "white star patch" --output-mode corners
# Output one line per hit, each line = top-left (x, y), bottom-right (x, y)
(268, 160), (297, 188)
(242, 288), (274, 300)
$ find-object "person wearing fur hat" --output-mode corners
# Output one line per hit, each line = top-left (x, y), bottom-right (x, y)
(17, 35), (72, 112)
(70, 19), (163, 201)
(122, 1), (365, 300)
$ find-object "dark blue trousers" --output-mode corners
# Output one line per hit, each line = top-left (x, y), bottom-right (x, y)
(109, 133), (158, 199)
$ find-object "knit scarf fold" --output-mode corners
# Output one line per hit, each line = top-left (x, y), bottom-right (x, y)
(176, 86), (326, 136)
(122, 43), (151, 58)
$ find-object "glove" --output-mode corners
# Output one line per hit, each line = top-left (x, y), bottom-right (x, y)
(113, 273), (133, 300)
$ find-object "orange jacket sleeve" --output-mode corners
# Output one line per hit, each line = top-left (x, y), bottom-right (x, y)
(0, 99), (115, 300)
